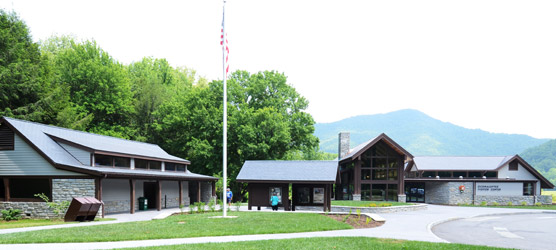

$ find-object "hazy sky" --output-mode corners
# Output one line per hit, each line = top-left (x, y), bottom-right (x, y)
(2, 0), (555, 139)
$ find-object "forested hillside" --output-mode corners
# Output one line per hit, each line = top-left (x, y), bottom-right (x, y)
(315, 109), (549, 156)
(0, 10), (332, 200)
(521, 140), (556, 187)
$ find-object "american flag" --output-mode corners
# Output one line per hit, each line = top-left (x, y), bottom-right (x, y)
(221, 15), (229, 78)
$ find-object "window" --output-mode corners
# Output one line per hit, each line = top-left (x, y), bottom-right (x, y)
(523, 182), (533, 196)
(10, 178), (51, 201)
(387, 169), (398, 180)
(134, 159), (162, 171)
(296, 187), (311, 204)
(438, 171), (451, 178)
(0, 123), (14, 150)
(94, 154), (112, 166)
(372, 169), (387, 180)
(468, 172), (482, 178)
(371, 184), (386, 201)
(453, 172), (467, 178)
(509, 161), (518, 171)
(484, 171), (497, 178)
(422, 171), (436, 178)
(114, 157), (130, 168)
(387, 184), (398, 201)
(135, 159), (148, 169)
(361, 169), (371, 180)
(361, 184), (371, 200)
(176, 164), (186, 172)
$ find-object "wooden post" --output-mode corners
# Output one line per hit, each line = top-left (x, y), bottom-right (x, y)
(247, 183), (252, 210)
(212, 181), (216, 197)
(4, 178), (10, 201)
(178, 181), (183, 207)
(197, 181), (201, 203)
(96, 178), (104, 218)
(130, 179), (136, 214)
(156, 180), (162, 211)
(354, 160), (362, 195)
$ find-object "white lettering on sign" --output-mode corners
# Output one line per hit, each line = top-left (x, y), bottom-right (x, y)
(475, 182), (523, 196)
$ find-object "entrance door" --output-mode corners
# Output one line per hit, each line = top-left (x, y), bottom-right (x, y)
(405, 182), (425, 202)
(144, 182), (158, 209)
(189, 181), (199, 203)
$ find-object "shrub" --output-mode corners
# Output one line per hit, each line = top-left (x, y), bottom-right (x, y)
(507, 202), (513, 206)
(535, 202), (542, 206)
(491, 202), (499, 206)
(356, 209), (361, 220)
(521, 201), (528, 206)
(34, 193), (70, 218)
(480, 201), (487, 206)
(368, 203), (377, 207)
(1, 209), (22, 221)
(365, 217), (373, 225)
(208, 199), (216, 212)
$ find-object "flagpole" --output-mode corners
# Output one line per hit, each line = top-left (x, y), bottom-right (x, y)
(222, 0), (228, 217)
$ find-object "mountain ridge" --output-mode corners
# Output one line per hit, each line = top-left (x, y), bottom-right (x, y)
(314, 109), (549, 156)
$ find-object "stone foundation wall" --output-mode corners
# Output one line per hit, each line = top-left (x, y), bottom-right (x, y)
(161, 196), (179, 208)
(0, 202), (58, 219)
(104, 200), (129, 214)
(538, 195), (552, 205)
(294, 204), (428, 213)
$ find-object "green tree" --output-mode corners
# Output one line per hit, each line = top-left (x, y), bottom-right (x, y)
(152, 70), (320, 200)
(47, 38), (135, 138)
(0, 10), (50, 122)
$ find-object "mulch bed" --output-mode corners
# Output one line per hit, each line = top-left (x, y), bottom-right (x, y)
(325, 214), (384, 229)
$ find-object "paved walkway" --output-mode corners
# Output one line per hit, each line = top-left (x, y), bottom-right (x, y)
(1, 205), (554, 249)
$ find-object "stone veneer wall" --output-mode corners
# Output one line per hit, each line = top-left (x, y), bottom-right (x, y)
(0, 178), (97, 219)
(425, 182), (474, 205)
(424, 181), (552, 205)
(201, 182), (213, 203)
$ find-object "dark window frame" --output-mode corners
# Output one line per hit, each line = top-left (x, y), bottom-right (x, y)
(509, 161), (518, 171)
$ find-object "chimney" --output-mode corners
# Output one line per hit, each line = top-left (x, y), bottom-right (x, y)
(338, 132), (350, 159)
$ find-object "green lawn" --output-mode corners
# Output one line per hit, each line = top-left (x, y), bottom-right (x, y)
(123, 237), (504, 250)
(0, 212), (351, 244)
(0, 217), (115, 230)
(0, 219), (69, 229)
(331, 200), (412, 207)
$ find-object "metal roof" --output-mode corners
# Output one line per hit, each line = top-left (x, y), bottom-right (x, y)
(412, 156), (514, 171)
(2, 117), (216, 180)
(340, 133), (413, 162)
(236, 160), (339, 183)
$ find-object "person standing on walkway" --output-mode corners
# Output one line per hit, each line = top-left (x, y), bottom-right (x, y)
(270, 192), (279, 211)
(226, 188), (233, 207)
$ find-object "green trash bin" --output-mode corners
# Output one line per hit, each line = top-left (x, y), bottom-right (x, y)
(138, 197), (148, 210)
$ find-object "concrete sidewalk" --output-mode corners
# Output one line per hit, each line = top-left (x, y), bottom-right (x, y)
(2, 205), (554, 249)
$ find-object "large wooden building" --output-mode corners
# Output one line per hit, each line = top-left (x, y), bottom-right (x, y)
(0, 117), (217, 218)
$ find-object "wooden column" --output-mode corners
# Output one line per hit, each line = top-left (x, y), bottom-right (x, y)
(354, 160), (362, 195)
(247, 183), (252, 210)
(197, 181), (201, 203)
(130, 179), (136, 214)
(95, 178), (104, 218)
(398, 159), (405, 195)
(4, 178), (10, 202)
(212, 181), (216, 197)
(156, 180), (162, 211)
(178, 181), (183, 207)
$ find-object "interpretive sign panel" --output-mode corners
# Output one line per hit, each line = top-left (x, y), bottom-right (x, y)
(313, 187), (324, 204)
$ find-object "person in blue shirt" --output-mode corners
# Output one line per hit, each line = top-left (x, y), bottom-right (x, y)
(226, 188), (233, 207)
(270, 192), (279, 211)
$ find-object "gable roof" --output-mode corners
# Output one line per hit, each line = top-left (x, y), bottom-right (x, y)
(339, 133), (413, 164)
(236, 160), (339, 183)
(410, 155), (554, 189)
(1, 117), (216, 180)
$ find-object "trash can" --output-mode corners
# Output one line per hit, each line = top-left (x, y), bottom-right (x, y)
(138, 197), (148, 210)
(64, 197), (103, 222)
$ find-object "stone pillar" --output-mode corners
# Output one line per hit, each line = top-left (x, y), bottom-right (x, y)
(338, 132), (350, 159)
(352, 194), (361, 201)
(397, 194), (407, 203)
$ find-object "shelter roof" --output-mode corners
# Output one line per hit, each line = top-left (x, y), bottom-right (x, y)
(236, 160), (339, 183)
